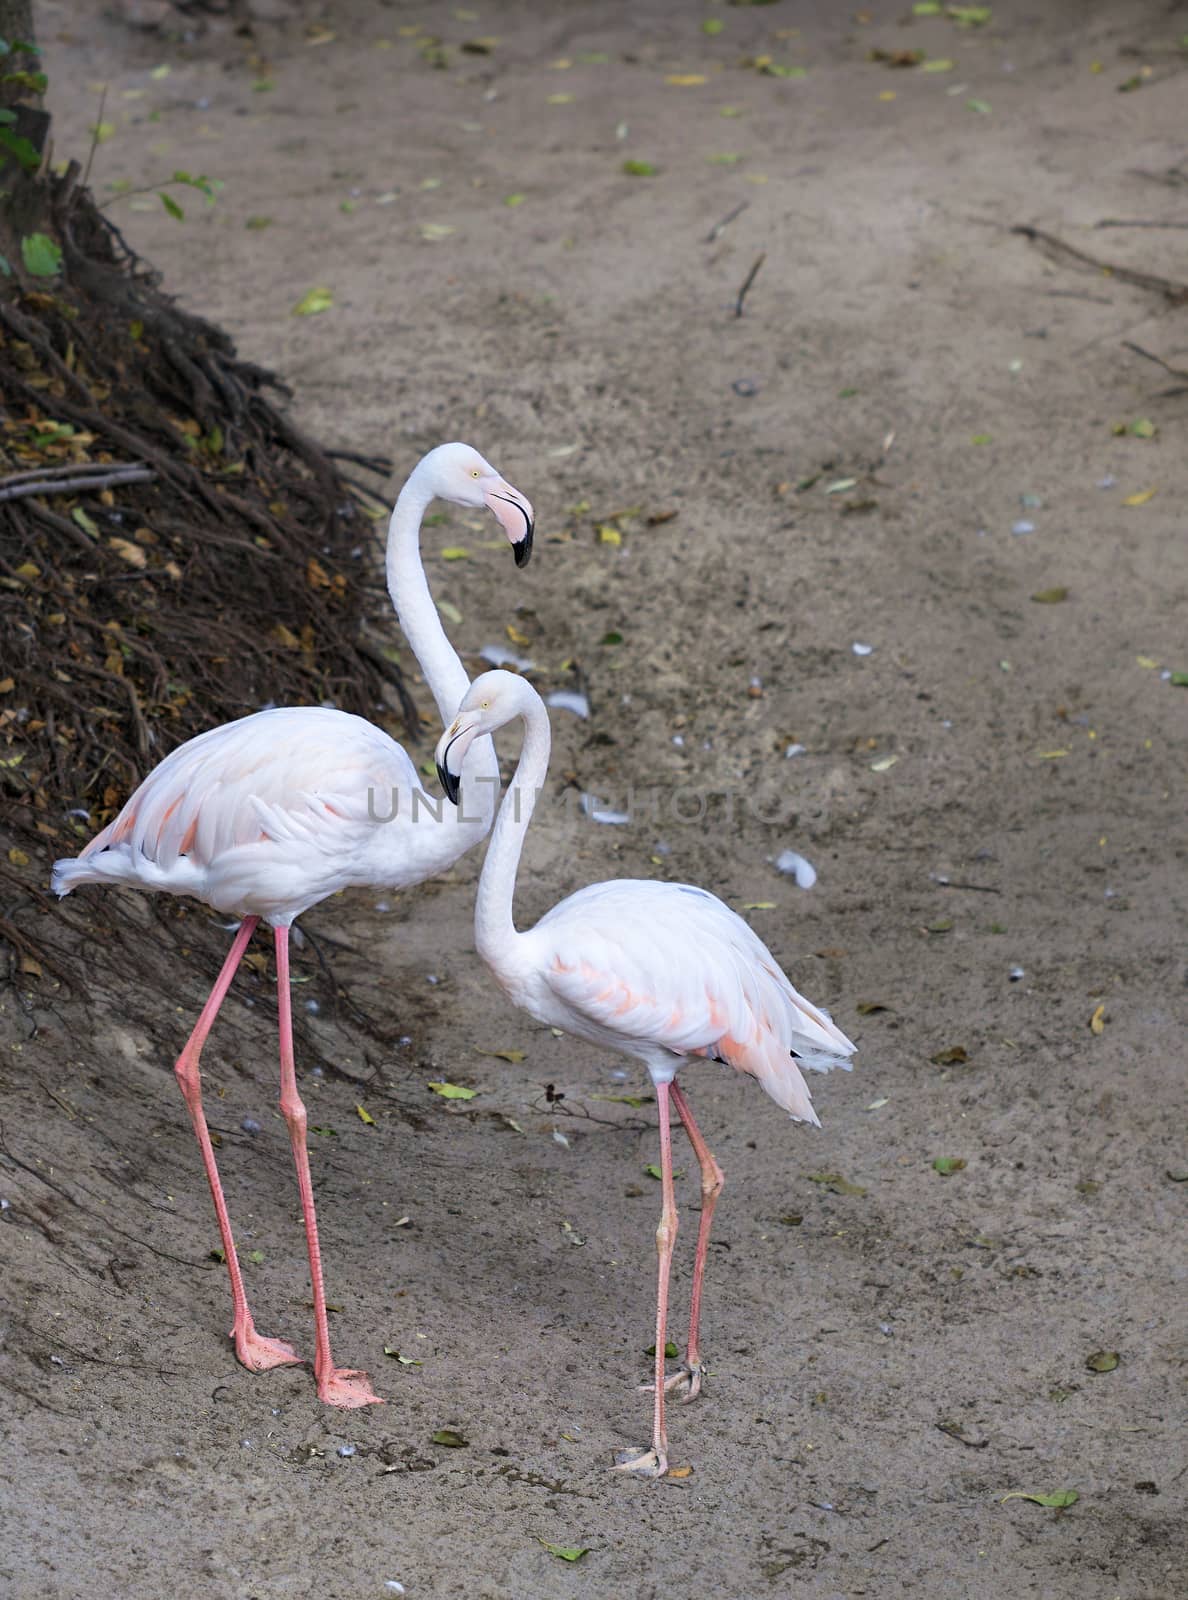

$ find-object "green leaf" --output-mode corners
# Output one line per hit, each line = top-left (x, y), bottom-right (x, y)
(708, 152), (742, 164)
(949, 5), (992, 25)
(600, 630), (623, 645)
(431, 1428), (468, 1447)
(0, 108), (14, 122)
(590, 1093), (651, 1107)
(90, 120), (116, 144)
(1001, 1490), (1078, 1509)
(437, 598), (462, 625)
(806, 1172), (867, 1196)
(538, 1542), (588, 1563)
(253, 78), (275, 92)
(160, 192), (184, 221)
(1085, 1349), (1119, 1373)
(1, 68), (46, 92)
(970, 432), (992, 445)
(1168, 671), (1188, 687)
(0, 128), (40, 171)
(645, 1163), (662, 1180)
(932, 1156), (966, 1176)
(245, 215), (273, 230)
(1129, 417), (1156, 438)
(913, 2), (942, 11)
(702, 17), (725, 33)
(503, 192), (526, 207)
(764, 64), (808, 78)
(921, 58), (955, 72)
(966, 98), (992, 115)
(428, 1081), (477, 1100)
(383, 1346), (423, 1364)
(440, 546), (470, 561)
(622, 159), (657, 176)
(292, 285), (333, 315)
(646, 1340), (679, 1358)
(1031, 586), (1068, 604)
(310, 1125), (338, 1136)
(245, 1248), (265, 1264)
(71, 507), (99, 539)
(930, 1045), (969, 1065)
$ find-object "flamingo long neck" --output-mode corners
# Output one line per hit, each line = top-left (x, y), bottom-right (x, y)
(385, 470), (498, 839)
(474, 694), (552, 966)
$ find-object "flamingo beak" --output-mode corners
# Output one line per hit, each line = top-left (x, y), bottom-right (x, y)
(434, 717), (480, 805)
(484, 479), (534, 567)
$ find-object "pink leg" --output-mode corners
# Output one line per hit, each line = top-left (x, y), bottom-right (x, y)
(615, 1078), (677, 1478)
(173, 916), (302, 1374)
(668, 1080), (724, 1402)
(274, 926), (383, 1408)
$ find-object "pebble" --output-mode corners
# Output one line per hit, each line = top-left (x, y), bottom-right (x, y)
(304, 999), (320, 1015)
(784, 743), (806, 759)
(1012, 520), (1035, 535)
(1097, 474), (1117, 490)
(732, 378), (759, 397)
(337, 1443), (357, 1458)
(241, 1118), (262, 1136)
(851, 642), (873, 656)
(384, 1584), (406, 1596)
(1009, 965), (1025, 982)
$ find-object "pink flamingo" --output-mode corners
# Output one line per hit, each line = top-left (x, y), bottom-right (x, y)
(436, 670), (855, 1474)
(52, 445), (534, 1408)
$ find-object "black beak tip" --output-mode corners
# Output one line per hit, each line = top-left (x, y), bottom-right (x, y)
(513, 522), (534, 568)
(437, 762), (461, 805)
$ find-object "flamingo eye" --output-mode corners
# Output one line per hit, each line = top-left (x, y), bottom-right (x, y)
(471, 469), (481, 479)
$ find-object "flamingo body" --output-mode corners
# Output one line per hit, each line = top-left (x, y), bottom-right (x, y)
(514, 879), (852, 1122)
(53, 704), (453, 925)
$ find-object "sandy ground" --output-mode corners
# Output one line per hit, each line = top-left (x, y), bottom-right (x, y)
(3, 1), (1187, 1595)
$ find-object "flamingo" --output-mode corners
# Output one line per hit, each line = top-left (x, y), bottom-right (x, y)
(436, 670), (855, 1474)
(52, 444), (534, 1408)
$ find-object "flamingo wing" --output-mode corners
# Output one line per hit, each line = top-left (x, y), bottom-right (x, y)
(532, 880), (855, 1123)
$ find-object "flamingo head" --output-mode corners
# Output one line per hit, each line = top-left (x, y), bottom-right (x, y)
(435, 669), (531, 803)
(421, 442), (534, 567)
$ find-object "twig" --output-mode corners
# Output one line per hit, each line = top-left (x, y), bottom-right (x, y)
(81, 85), (107, 190)
(1095, 218), (1188, 230)
(734, 251), (766, 318)
(705, 200), (748, 244)
(1012, 224), (1188, 306)
(1121, 340), (1188, 384)
(0, 466), (154, 503)
(0, 459), (147, 488)
(325, 447), (395, 475)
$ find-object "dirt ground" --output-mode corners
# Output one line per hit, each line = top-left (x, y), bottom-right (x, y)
(2, 1), (1187, 1595)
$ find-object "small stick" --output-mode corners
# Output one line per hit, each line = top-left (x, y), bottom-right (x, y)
(705, 200), (748, 244)
(0, 460), (148, 488)
(82, 85), (108, 190)
(1121, 339), (1188, 383)
(734, 251), (766, 318)
(1012, 223), (1188, 306)
(1095, 218), (1188, 230)
(0, 467), (154, 503)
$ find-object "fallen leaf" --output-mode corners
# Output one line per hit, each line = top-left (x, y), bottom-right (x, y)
(1123, 488), (1156, 506)
(805, 1172), (866, 1196)
(503, 192), (526, 207)
(930, 1045), (968, 1065)
(622, 159), (658, 177)
(8, 846), (30, 866)
(591, 1093), (651, 1107)
(428, 1081), (477, 1101)
(440, 546), (470, 561)
(1031, 587), (1068, 604)
(966, 98), (992, 114)
(431, 1428), (467, 1447)
(538, 1542), (588, 1563)
(742, 900), (777, 911)
(856, 1000), (891, 1014)
(598, 524), (622, 545)
(926, 918), (953, 934)
(437, 599), (462, 625)
(1085, 1349), (1119, 1373)
(245, 1249), (265, 1264)
(71, 507), (99, 539)
(356, 1104), (375, 1126)
(933, 1156), (966, 1176)
(109, 537), (146, 568)
(870, 755), (898, 772)
(1089, 1004), (1106, 1036)
(646, 1340), (680, 1358)
(383, 1347), (422, 1364)
(292, 286), (333, 316)
(937, 1419), (989, 1447)
(1001, 1490), (1079, 1509)
(666, 1464), (694, 1478)
(703, 17), (725, 32)
(478, 1046), (526, 1063)
(1036, 749), (1069, 760)
(645, 1163), (662, 1180)
(780, 1213), (804, 1226)
(0, 678), (13, 693)
(666, 74), (707, 86)
(865, 1098), (889, 1111)
(419, 222), (456, 241)
(921, 57), (955, 71)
